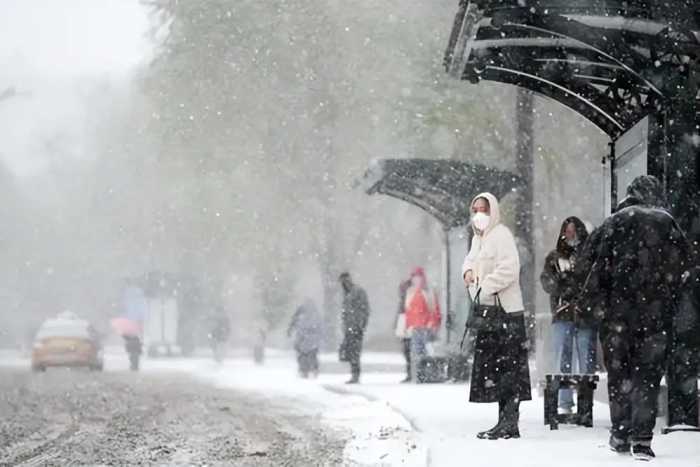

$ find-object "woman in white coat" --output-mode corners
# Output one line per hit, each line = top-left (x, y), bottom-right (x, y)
(462, 192), (531, 440)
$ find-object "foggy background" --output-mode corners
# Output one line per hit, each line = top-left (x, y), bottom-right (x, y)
(0, 0), (608, 355)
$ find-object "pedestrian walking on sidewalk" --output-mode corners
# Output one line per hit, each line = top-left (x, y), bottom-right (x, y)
(339, 272), (370, 384)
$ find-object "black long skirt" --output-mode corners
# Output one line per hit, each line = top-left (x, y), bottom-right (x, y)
(469, 312), (532, 403)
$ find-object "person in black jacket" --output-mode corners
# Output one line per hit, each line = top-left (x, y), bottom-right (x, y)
(575, 175), (690, 460)
(541, 217), (595, 415)
(339, 272), (370, 384)
(123, 335), (142, 371)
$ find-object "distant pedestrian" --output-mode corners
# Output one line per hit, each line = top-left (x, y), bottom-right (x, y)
(338, 272), (370, 384)
(288, 298), (322, 378)
(462, 192), (531, 440)
(209, 306), (230, 362)
(404, 267), (441, 382)
(123, 335), (142, 371)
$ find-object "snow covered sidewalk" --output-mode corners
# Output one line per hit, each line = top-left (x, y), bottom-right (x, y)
(322, 361), (700, 467)
(143, 351), (700, 466)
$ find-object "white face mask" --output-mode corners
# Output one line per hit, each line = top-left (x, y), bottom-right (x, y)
(472, 212), (491, 232)
(566, 238), (579, 247)
(411, 276), (422, 288)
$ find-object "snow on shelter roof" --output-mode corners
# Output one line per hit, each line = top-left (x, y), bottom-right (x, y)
(359, 159), (522, 228)
(444, 0), (700, 139)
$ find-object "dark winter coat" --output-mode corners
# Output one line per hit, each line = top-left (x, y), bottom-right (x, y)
(575, 176), (690, 331)
(469, 312), (532, 403)
(288, 300), (322, 354)
(341, 285), (370, 335)
(540, 217), (589, 324)
(210, 312), (230, 342)
(340, 285), (370, 364)
(574, 176), (692, 438)
(124, 335), (142, 356)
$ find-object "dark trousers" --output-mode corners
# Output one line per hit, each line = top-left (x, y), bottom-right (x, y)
(601, 323), (667, 442)
(343, 331), (364, 379)
(402, 338), (411, 377)
(297, 349), (319, 377)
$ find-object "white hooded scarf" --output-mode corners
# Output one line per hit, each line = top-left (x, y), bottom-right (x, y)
(461, 192), (524, 313)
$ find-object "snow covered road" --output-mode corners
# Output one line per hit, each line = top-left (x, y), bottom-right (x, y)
(2, 350), (699, 466)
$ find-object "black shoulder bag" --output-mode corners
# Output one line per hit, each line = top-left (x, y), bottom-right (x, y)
(460, 288), (508, 349)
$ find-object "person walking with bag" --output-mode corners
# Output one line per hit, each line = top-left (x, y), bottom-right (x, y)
(462, 193), (531, 440)
(541, 217), (596, 415)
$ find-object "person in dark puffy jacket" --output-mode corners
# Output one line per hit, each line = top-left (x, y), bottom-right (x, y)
(339, 272), (370, 384)
(541, 216), (595, 415)
(575, 175), (690, 460)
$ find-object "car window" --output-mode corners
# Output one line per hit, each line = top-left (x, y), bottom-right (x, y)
(36, 320), (93, 340)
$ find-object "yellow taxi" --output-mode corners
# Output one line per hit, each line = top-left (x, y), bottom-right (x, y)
(31, 312), (103, 372)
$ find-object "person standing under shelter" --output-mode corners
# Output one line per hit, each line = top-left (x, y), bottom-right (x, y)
(404, 267), (441, 382)
(339, 272), (370, 384)
(462, 192), (531, 440)
(540, 216), (596, 415)
(575, 175), (690, 461)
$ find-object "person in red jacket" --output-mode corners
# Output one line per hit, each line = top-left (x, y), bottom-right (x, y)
(404, 267), (441, 382)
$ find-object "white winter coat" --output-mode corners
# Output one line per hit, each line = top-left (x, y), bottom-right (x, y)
(461, 192), (524, 313)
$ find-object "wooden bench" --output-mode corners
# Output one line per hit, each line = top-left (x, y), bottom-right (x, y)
(544, 374), (599, 430)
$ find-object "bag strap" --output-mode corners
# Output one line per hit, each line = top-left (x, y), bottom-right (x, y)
(460, 288), (481, 350)
(494, 293), (502, 309)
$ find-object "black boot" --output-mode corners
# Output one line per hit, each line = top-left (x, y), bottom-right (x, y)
(401, 362), (412, 383)
(486, 399), (520, 439)
(609, 434), (631, 454)
(347, 363), (360, 384)
(631, 443), (655, 461)
(477, 401), (506, 439)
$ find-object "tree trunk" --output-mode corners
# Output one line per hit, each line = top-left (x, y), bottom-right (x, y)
(514, 88), (535, 322)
